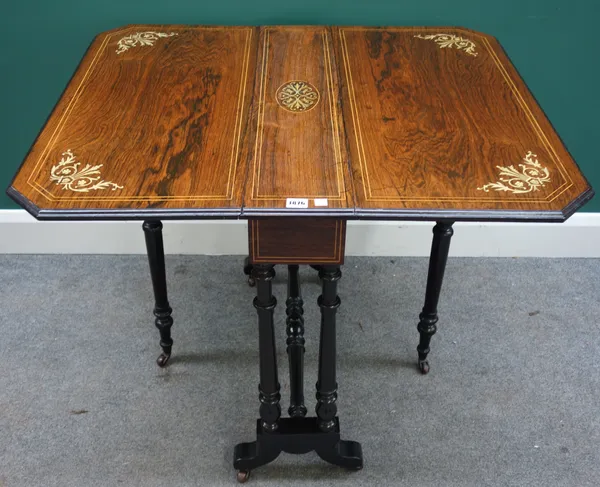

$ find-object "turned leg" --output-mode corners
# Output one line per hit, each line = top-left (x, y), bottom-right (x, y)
(316, 265), (341, 432)
(286, 265), (307, 418)
(254, 264), (281, 432)
(143, 220), (174, 367)
(417, 221), (454, 374)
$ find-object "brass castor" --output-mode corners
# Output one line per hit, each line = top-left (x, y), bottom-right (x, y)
(157, 353), (170, 367)
(311, 265), (323, 281)
(244, 257), (277, 287)
(236, 470), (250, 483)
(243, 257), (256, 287)
(418, 358), (430, 374)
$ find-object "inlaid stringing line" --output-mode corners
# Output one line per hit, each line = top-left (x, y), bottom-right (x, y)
(251, 28), (345, 201)
(340, 29), (372, 200)
(342, 27), (571, 204)
(28, 33), (114, 197)
(481, 38), (569, 202)
(29, 27), (253, 203)
(254, 220), (341, 261)
(227, 27), (253, 200)
(323, 31), (346, 199)
(481, 37), (573, 202)
(251, 27), (270, 199)
(448, 27), (571, 202)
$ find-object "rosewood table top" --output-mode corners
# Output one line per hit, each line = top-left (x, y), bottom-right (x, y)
(8, 25), (593, 221)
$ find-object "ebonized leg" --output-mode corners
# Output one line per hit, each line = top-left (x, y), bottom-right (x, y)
(234, 264), (282, 477)
(143, 220), (174, 368)
(286, 265), (307, 418)
(314, 265), (363, 469)
(254, 264), (281, 432)
(417, 221), (454, 374)
(316, 265), (340, 432)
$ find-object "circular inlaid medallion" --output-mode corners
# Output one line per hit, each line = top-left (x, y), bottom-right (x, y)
(276, 80), (320, 113)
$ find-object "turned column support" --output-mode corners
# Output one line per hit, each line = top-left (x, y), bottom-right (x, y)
(316, 265), (341, 432)
(252, 263), (281, 432)
(234, 261), (362, 479)
(286, 265), (307, 418)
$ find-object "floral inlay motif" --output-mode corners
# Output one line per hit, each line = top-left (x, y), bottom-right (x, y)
(276, 81), (320, 113)
(414, 34), (478, 57)
(477, 151), (551, 194)
(116, 31), (178, 54)
(50, 150), (124, 192)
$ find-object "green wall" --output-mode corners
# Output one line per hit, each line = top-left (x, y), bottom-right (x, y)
(2, 0), (598, 211)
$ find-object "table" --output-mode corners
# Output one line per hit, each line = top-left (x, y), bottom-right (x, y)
(8, 25), (593, 481)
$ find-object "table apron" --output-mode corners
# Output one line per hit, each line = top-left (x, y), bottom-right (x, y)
(248, 217), (346, 265)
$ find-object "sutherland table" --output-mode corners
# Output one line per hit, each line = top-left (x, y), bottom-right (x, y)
(8, 25), (593, 481)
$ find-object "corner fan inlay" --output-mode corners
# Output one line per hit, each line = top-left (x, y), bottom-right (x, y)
(116, 32), (178, 54)
(414, 34), (478, 57)
(477, 151), (550, 194)
(276, 81), (320, 112)
(50, 150), (124, 192)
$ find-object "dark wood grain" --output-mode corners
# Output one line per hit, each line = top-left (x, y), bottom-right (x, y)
(10, 25), (258, 216)
(8, 25), (592, 222)
(333, 26), (592, 219)
(243, 26), (354, 214)
(249, 217), (346, 264)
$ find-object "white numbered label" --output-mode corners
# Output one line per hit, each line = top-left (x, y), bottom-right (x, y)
(286, 198), (309, 209)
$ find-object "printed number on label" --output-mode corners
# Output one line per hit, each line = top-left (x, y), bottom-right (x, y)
(286, 198), (309, 209)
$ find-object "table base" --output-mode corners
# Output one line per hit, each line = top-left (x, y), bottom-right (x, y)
(232, 262), (362, 482)
(234, 417), (363, 481)
(141, 220), (456, 482)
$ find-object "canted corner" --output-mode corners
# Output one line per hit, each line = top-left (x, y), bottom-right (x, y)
(6, 186), (41, 220)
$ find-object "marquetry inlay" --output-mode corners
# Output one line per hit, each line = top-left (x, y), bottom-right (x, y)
(478, 151), (551, 194)
(276, 80), (320, 112)
(116, 31), (178, 54)
(50, 150), (123, 193)
(8, 25), (592, 220)
(414, 33), (478, 57)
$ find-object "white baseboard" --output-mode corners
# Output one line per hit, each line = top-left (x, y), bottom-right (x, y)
(0, 209), (598, 257)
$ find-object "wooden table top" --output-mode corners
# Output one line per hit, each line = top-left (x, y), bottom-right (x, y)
(8, 25), (593, 221)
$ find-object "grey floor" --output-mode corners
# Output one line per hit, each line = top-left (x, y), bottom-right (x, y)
(0, 255), (599, 487)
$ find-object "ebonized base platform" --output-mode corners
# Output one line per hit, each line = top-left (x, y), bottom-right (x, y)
(234, 417), (362, 481)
